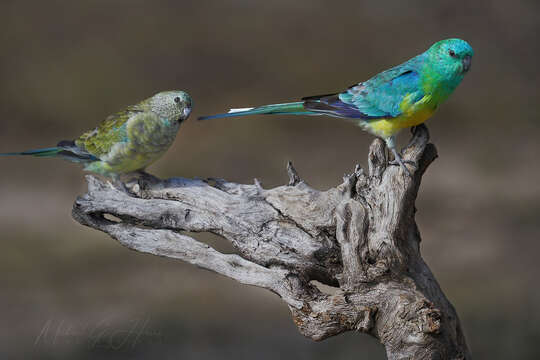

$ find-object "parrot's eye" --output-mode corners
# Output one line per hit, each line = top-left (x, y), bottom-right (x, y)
(448, 49), (456, 57)
(174, 97), (181, 103)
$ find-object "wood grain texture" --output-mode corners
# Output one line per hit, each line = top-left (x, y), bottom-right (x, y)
(72, 124), (470, 359)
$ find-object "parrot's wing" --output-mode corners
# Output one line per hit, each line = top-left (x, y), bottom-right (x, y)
(348, 67), (424, 118)
(75, 109), (141, 159)
(77, 109), (168, 168)
(303, 63), (424, 119)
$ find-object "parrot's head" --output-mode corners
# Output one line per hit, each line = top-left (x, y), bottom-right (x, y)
(428, 38), (473, 75)
(149, 90), (192, 122)
(424, 38), (474, 98)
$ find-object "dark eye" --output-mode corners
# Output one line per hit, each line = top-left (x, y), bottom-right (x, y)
(174, 97), (180, 103)
(448, 49), (456, 57)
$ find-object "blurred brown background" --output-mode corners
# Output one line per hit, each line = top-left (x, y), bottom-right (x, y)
(0, 0), (539, 359)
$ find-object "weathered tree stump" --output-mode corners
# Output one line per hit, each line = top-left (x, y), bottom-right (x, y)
(72, 124), (470, 359)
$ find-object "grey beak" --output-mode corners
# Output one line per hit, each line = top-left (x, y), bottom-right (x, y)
(462, 55), (472, 72)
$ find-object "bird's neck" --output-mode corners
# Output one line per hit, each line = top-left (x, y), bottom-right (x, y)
(421, 68), (463, 104)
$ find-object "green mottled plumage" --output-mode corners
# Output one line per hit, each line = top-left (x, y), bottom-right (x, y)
(1, 91), (192, 177)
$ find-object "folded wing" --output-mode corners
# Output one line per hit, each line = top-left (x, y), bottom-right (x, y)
(303, 64), (424, 120)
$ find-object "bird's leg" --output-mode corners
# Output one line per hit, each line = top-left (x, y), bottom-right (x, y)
(385, 136), (415, 176)
(134, 170), (160, 191)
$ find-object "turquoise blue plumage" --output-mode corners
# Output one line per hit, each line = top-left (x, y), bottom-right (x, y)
(199, 39), (474, 174)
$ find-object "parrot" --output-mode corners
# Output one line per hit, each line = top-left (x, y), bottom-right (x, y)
(1, 90), (192, 178)
(199, 38), (473, 175)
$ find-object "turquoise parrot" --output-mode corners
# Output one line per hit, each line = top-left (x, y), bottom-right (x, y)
(1, 91), (192, 177)
(199, 38), (473, 175)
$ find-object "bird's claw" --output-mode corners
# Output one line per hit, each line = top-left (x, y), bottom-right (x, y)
(388, 158), (416, 177)
(388, 159), (417, 166)
(388, 150), (416, 177)
(108, 178), (130, 193)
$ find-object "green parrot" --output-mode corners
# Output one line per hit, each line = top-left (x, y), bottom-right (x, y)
(1, 91), (192, 177)
(199, 38), (473, 175)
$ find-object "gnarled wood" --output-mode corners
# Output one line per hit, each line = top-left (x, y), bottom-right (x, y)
(72, 124), (470, 359)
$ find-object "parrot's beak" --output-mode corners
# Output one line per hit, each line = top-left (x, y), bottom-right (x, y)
(183, 107), (192, 119)
(462, 55), (472, 73)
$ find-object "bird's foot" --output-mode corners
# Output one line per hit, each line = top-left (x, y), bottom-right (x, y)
(108, 178), (131, 193)
(388, 151), (416, 177)
(121, 171), (161, 196)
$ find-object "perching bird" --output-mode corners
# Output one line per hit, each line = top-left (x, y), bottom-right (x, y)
(199, 38), (473, 175)
(1, 91), (192, 177)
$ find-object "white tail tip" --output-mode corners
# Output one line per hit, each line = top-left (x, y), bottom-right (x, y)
(228, 107), (254, 113)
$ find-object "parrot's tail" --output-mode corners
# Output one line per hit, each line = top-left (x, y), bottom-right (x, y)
(0, 147), (64, 157)
(0, 141), (99, 163)
(198, 102), (317, 121)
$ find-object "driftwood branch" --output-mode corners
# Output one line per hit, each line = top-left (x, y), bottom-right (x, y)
(72, 124), (470, 359)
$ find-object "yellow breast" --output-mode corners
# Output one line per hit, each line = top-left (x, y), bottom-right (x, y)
(364, 94), (436, 138)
